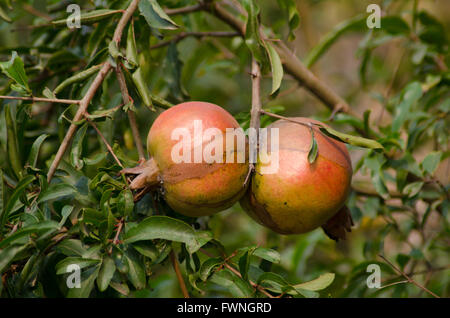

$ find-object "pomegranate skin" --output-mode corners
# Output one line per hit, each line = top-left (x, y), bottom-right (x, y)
(148, 101), (249, 217)
(240, 118), (352, 234)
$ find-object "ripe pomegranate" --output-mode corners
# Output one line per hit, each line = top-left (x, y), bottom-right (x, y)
(240, 117), (352, 235)
(123, 101), (249, 217)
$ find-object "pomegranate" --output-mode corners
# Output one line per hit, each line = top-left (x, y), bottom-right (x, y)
(123, 101), (249, 217)
(240, 117), (352, 235)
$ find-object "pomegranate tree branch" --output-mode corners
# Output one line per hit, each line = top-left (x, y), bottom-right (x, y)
(0, 95), (80, 104)
(378, 254), (440, 298)
(170, 250), (190, 298)
(46, 0), (140, 182)
(150, 31), (239, 49)
(250, 59), (262, 134)
(115, 65), (146, 162)
(202, 2), (352, 114)
(244, 58), (262, 187)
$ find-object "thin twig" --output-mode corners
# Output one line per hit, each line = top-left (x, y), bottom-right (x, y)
(46, 0), (141, 183)
(109, 218), (124, 254)
(0, 95), (80, 104)
(170, 250), (190, 298)
(378, 254), (440, 298)
(86, 117), (123, 168)
(150, 31), (239, 49)
(115, 65), (146, 162)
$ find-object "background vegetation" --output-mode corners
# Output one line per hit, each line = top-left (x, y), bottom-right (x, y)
(0, 0), (448, 298)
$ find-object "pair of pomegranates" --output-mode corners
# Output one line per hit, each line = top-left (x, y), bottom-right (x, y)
(123, 101), (353, 239)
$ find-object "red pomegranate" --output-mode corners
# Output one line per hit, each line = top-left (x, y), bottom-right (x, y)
(240, 117), (353, 235)
(123, 101), (249, 217)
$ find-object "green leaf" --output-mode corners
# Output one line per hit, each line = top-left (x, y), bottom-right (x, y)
(265, 42), (284, 94)
(166, 43), (188, 101)
(124, 22), (153, 110)
(257, 272), (289, 291)
(26, 134), (49, 169)
(54, 64), (102, 95)
(71, 123), (88, 170)
(0, 51), (30, 94)
(277, 0), (300, 41)
(58, 205), (73, 228)
(56, 239), (87, 257)
(210, 269), (254, 297)
(199, 257), (223, 281)
(132, 68), (155, 111)
(381, 16), (410, 35)
(318, 125), (383, 149)
(305, 15), (366, 68)
(87, 106), (121, 120)
(56, 257), (101, 275)
(0, 175), (34, 229)
(292, 273), (335, 291)
(0, 170), (4, 223)
(108, 41), (122, 62)
(124, 216), (212, 254)
(403, 181), (424, 198)
(238, 250), (252, 281)
(132, 242), (159, 261)
(97, 256), (116, 292)
(392, 82), (423, 132)
(124, 250), (146, 290)
(253, 247), (281, 263)
(0, 221), (59, 248)
(0, 244), (27, 273)
(138, 0), (179, 30)
(258, 272), (319, 297)
(421, 151), (442, 175)
(5, 104), (23, 178)
(118, 189), (134, 217)
(0, 5), (12, 23)
(38, 183), (76, 203)
(52, 9), (122, 26)
(308, 128), (318, 164)
(305, 15), (409, 68)
(125, 22), (139, 70)
(241, 0), (270, 73)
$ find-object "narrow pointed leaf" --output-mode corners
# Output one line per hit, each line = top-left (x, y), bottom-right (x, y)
(138, 0), (179, 30)
(266, 42), (283, 94)
(52, 9), (122, 26)
(318, 125), (383, 149)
